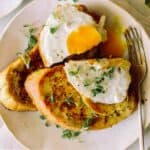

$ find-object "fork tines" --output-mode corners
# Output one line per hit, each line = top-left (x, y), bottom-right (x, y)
(125, 26), (147, 80)
(125, 27), (145, 65)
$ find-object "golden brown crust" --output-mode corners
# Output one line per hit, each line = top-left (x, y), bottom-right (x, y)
(82, 95), (135, 116)
(25, 65), (137, 131)
(0, 44), (44, 111)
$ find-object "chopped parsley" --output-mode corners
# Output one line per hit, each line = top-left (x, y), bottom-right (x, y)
(40, 115), (46, 120)
(62, 129), (81, 139)
(28, 27), (37, 35)
(95, 76), (105, 84)
(118, 67), (121, 73)
(65, 97), (74, 106)
(68, 67), (80, 76)
(50, 26), (59, 34)
(108, 67), (115, 76)
(85, 67), (115, 97)
(102, 67), (115, 79)
(16, 25), (37, 68)
(82, 117), (95, 130)
(56, 124), (60, 128)
(89, 66), (96, 71)
(91, 85), (105, 97)
(45, 121), (50, 127)
(24, 25), (38, 51)
(27, 35), (37, 50)
(83, 79), (91, 87)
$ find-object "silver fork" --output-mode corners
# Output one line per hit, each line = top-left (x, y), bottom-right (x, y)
(125, 27), (147, 150)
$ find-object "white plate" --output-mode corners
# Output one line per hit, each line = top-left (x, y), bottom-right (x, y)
(0, 0), (23, 19)
(0, 0), (150, 149)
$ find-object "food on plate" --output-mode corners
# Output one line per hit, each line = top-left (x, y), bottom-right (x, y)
(0, 44), (44, 111)
(25, 65), (137, 131)
(39, 4), (106, 67)
(0, 3), (138, 135)
(64, 58), (131, 104)
(64, 58), (131, 115)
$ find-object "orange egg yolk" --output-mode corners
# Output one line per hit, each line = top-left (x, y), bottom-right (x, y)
(67, 25), (101, 55)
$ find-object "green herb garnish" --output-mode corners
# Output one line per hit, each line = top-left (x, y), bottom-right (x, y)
(95, 76), (104, 84)
(103, 67), (115, 79)
(89, 66), (96, 71)
(40, 115), (46, 120)
(83, 79), (91, 87)
(56, 124), (60, 128)
(82, 117), (95, 130)
(50, 26), (59, 34)
(29, 27), (37, 34)
(91, 85), (105, 97)
(27, 35), (37, 51)
(65, 97), (74, 106)
(16, 25), (37, 68)
(24, 25), (38, 51)
(62, 129), (81, 139)
(108, 67), (115, 77)
(68, 67), (80, 76)
(45, 121), (50, 127)
(90, 67), (115, 97)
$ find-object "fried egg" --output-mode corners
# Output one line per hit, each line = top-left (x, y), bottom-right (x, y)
(64, 58), (131, 104)
(40, 4), (106, 67)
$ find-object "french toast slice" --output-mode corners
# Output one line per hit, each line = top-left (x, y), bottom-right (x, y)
(25, 65), (137, 131)
(81, 59), (138, 116)
(75, 58), (134, 116)
(0, 44), (44, 111)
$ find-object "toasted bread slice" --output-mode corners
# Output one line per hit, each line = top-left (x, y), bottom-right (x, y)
(25, 66), (137, 131)
(0, 44), (44, 111)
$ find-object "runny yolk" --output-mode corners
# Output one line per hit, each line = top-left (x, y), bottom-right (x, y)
(67, 25), (101, 55)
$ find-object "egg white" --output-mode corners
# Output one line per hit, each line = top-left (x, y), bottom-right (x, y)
(64, 59), (131, 104)
(40, 4), (96, 67)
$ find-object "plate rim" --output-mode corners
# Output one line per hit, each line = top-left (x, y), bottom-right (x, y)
(0, 0), (149, 149)
(0, 0), (23, 20)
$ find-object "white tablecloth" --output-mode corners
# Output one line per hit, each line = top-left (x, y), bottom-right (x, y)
(0, 0), (149, 149)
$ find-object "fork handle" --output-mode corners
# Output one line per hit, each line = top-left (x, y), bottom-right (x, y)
(138, 87), (145, 150)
